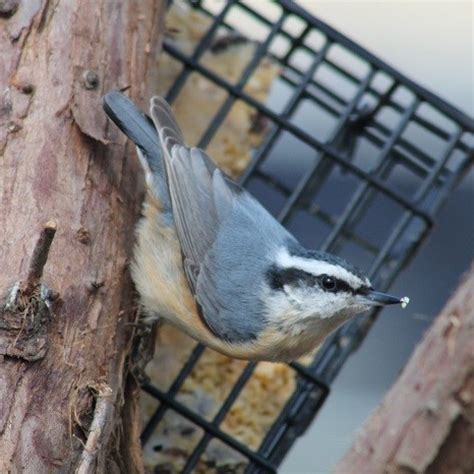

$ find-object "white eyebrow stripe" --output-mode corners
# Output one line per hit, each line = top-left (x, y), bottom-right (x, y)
(276, 248), (368, 290)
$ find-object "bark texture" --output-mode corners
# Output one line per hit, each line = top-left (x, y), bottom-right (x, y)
(0, 1), (165, 472)
(334, 263), (474, 474)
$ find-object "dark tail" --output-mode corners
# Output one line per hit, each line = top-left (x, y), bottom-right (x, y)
(103, 91), (170, 211)
(103, 91), (160, 156)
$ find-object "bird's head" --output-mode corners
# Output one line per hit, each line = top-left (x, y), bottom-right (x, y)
(265, 245), (406, 329)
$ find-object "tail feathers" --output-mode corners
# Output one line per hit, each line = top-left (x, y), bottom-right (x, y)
(103, 91), (160, 158)
(103, 91), (171, 212)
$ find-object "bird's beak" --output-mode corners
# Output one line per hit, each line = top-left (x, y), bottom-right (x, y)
(356, 290), (408, 307)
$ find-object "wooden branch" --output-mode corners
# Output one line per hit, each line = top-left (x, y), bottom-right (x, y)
(24, 220), (57, 294)
(334, 263), (474, 473)
(0, 1), (165, 472)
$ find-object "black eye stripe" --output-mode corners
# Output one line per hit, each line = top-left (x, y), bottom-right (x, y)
(267, 266), (318, 290)
(333, 279), (354, 294)
(267, 266), (360, 294)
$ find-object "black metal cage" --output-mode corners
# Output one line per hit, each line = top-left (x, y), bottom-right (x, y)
(140, 1), (474, 472)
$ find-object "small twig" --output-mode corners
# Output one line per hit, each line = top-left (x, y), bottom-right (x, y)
(76, 383), (114, 474)
(24, 220), (57, 294)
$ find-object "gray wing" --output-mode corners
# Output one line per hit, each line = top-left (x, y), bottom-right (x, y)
(149, 97), (220, 291)
(149, 96), (296, 341)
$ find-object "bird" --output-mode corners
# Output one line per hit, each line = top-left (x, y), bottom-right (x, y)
(102, 91), (409, 362)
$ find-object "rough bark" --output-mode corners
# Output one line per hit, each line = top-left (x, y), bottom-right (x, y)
(0, 1), (165, 472)
(334, 263), (474, 474)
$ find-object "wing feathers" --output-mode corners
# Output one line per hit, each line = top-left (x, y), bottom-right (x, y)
(150, 96), (185, 145)
(150, 97), (222, 292)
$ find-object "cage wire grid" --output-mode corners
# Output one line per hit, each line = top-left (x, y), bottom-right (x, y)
(140, 0), (474, 472)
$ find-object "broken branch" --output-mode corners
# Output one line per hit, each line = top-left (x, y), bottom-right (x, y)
(24, 220), (57, 294)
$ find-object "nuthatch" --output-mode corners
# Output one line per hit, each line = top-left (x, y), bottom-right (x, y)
(103, 92), (409, 362)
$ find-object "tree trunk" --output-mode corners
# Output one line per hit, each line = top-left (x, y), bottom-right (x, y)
(334, 263), (474, 474)
(0, 1), (165, 472)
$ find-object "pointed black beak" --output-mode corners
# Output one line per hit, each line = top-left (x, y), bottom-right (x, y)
(356, 289), (409, 307)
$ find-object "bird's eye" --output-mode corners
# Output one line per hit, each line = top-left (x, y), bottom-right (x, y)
(320, 275), (337, 292)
